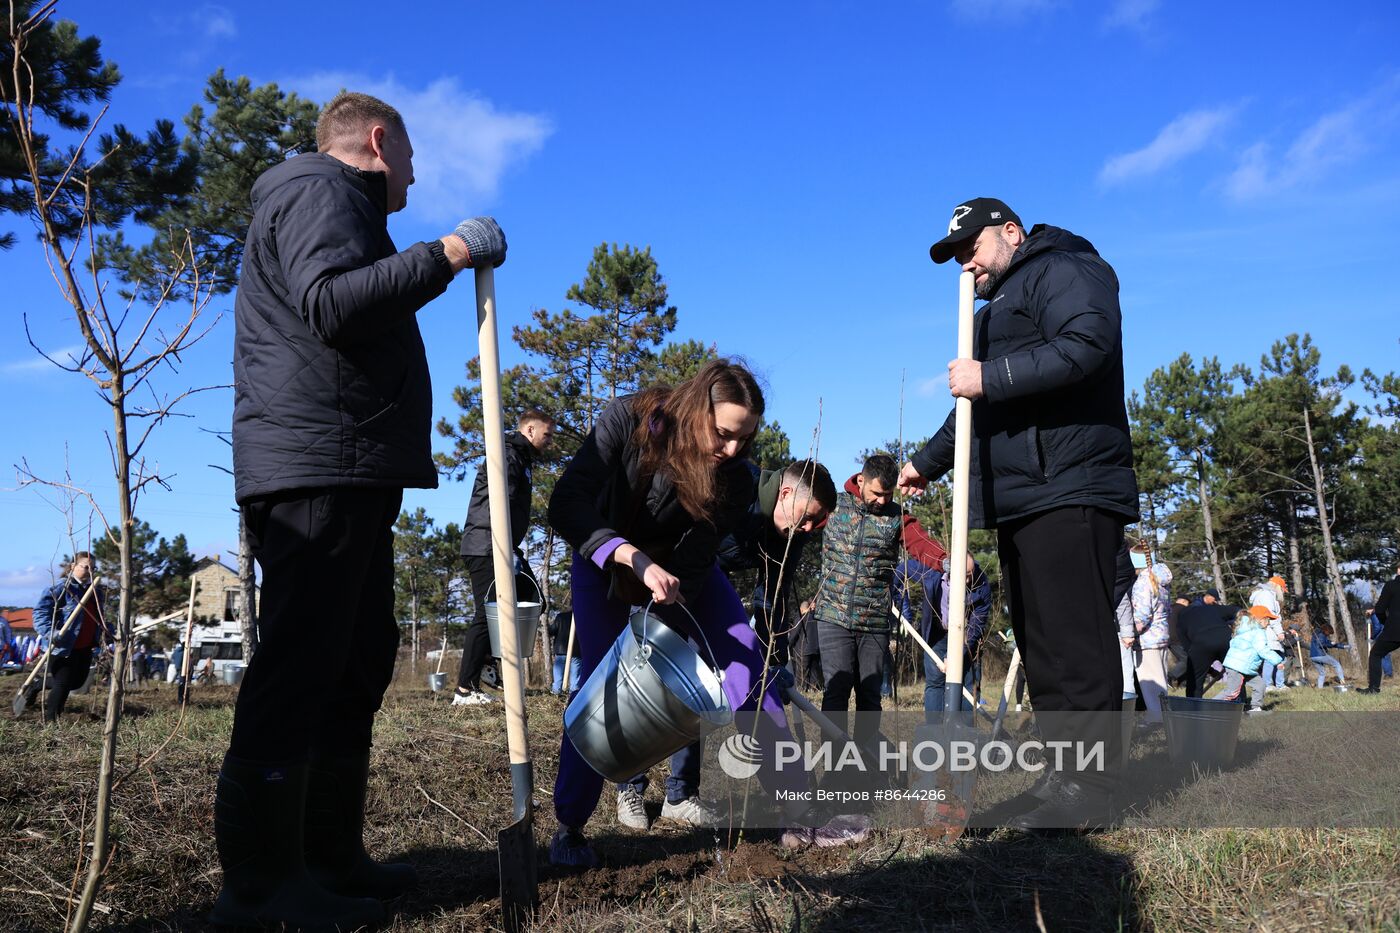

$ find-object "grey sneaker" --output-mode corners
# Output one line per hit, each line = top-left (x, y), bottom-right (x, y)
(660, 796), (721, 828)
(616, 787), (650, 830)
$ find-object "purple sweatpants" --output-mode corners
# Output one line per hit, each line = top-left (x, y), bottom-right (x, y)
(554, 555), (797, 829)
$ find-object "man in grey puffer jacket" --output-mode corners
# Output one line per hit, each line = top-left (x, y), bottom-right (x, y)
(216, 91), (507, 930)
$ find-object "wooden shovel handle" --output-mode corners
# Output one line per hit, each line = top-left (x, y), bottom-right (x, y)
(942, 271), (975, 715)
(476, 266), (531, 767)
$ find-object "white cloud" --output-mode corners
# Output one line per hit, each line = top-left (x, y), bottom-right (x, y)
(1103, 0), (1159, 32)
(202, 6), (237, 39)
(1, 345), (85, 376)
(0, 565), (51, 594)
(1098, 107), (1235, 186)
(916, 375), (949, 398)
(289, 72), (553, 223)
(1225, 102), (1378, 201)
(948, 0), (1056, 22)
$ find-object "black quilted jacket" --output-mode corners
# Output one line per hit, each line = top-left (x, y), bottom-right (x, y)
(232, 153), (454, 502)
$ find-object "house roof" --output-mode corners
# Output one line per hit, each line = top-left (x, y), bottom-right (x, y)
(1, 608), (35, 631)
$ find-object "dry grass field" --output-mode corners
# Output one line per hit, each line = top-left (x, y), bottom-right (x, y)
(2, 669), (1398, 932)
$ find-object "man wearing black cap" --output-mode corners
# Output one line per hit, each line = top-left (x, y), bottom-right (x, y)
(898, 198), (1138, 831)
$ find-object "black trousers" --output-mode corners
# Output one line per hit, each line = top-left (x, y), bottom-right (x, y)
(26, 647), (93, 722)
(229, 487), (402, 762)
(1184, 628), (1231, 698)
(455, 553), (538, 691)
(817, 620), (887, 750)
(999, 506), (1123, 789)
(1369, 636), (1400, 691)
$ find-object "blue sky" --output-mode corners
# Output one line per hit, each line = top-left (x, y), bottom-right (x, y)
(3, 0), (1399, 604)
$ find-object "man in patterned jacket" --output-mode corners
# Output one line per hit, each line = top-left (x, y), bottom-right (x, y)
(813, 453), (945, 753)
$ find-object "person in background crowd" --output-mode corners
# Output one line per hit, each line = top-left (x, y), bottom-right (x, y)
(1125, 543), (1173, 722)
(1359, 563), (1399, 695)
(1178, 589), (1238, 699)
(1367, 605), (1393, 680)
(18, 552), (109, 722)
(1307, 622), (1348, 689)
(1220, 605), (1284, 714)
(452, 409), (556, 707)
(549, 607), (581, 697)
(1250, 575), (1289, 691)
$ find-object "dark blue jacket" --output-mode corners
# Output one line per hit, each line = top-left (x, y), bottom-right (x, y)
(1309, 630), (1342, 658)
(910, 225), (1139, 528)
(232, 152), (454, 502)
(893, 556), (990, 652)
(34, 577), (110, 658)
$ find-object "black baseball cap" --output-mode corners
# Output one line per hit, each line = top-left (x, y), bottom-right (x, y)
(929, 197), (1023, 264)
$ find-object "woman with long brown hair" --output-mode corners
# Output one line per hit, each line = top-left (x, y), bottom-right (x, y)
(546, 359), (812, 866)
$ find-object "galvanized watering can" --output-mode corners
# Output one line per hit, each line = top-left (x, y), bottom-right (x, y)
(564, 601), (732, 782)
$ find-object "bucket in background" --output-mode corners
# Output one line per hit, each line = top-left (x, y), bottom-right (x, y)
(1162, 694), (1243, 771)
(220, 664), (245, 687)
(486, 575), (543, 659)
(564, 603), (731, 782)
(427, 672), (448, 692)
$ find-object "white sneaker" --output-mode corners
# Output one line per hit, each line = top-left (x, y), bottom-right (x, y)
(451, 689), (496, 706)
(660, 796), (721, 828)
(1264, 686), (1279, 693)
(616, 787), (650, 830)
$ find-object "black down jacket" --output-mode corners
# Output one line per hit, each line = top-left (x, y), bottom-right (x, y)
(459, 431), (538, 558)
(548, 396), (755, 605)
(911, 225), (1139, 528)
(232, 153), (454, 502)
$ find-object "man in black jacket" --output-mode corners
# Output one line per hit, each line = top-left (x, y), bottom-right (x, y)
(218, 91), (507, 930)
(452, 409), (555, 706)
(898, 198), (1139, 831)
(1359, 563), (1400, 694)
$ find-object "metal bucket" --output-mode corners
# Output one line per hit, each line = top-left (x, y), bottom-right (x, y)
(564, 603), (732, 782)
(220, 664), (245, 687)
(1163, 694), (1243, 771)
(485, 576), (543, 659)
(427, 672), (448, 692)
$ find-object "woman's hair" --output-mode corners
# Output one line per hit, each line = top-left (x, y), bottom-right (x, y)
(1131, 541), (1160, 595)
(631, 359), (765, 522)
(1233, 610), (1255, 635)
(61, 551), (93, 575)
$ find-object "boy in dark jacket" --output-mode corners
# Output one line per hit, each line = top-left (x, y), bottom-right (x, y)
(452, 409), (555, 706)
(19, 552), (107, 722)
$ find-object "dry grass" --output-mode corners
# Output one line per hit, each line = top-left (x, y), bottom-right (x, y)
(1, 672), (1398, 932)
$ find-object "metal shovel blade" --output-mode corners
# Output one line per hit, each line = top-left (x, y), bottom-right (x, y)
(12, 687), (31, 719)
(912, 719), (979, 843)
(498, 762), (539, 931)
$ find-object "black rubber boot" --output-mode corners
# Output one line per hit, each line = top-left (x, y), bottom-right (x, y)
(210, 755), (384, 931)
(306, 751), (418, 900)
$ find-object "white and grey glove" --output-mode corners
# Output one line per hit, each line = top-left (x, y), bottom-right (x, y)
(453, 216), (507, 268)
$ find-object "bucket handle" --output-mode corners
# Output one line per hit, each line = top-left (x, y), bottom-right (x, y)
(485, 573), (542, 604)
(637, 599), (725, 684)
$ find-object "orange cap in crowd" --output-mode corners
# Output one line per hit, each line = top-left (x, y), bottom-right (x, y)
(1269, 574), (1287, 591)
(1248, 604), (1278, 620)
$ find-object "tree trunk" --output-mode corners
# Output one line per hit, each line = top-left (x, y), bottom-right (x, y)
(238, 510), (258, 666)
(1284, 503), (1306, 610)
(72, 383), (133, 932)
(1196, 449), (1226, 596)
(1303, 408), (1361, 663)
(410, 573), (420, 675)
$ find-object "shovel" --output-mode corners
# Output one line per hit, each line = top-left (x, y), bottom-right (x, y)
(913, 270), (979, 842)
(475, 265), (538, 931)
(991, 646), (1023, 742)
(12, 576), (101, 718)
